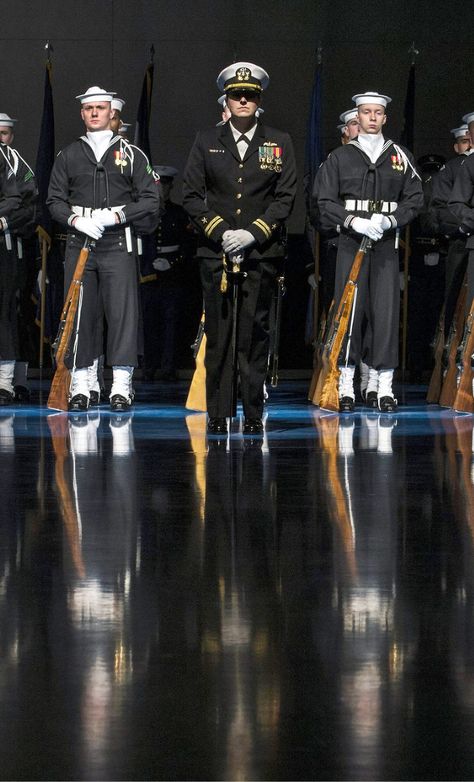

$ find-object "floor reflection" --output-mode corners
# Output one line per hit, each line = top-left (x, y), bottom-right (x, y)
(1, 389), (474, 779)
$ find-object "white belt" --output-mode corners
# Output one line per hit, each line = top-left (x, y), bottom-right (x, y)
(71, 205), (125, 218)
(345, 199), (397, 213)
(157, 244), (179, 253)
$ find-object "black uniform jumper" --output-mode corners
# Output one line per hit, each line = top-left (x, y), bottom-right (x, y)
(448, 153), (474, 310)
(183, 120), (297, 420)
(317, 138), (423, 369)
(47, 135), (160, 370)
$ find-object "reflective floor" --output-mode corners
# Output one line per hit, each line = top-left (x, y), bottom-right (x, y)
(1, 381), (474, 780)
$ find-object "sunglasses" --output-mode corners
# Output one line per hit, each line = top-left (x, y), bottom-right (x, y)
(227, 90), (260, 102)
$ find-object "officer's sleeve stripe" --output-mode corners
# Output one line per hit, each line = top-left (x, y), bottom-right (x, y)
(253, 218), (272, 239)
(204, 216), (223, 238)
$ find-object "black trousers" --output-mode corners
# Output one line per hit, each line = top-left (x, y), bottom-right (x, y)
(200, 256), (280, 419)
(64, 231), (139, 369)
(0, 237), (18, 360)
(334, 233), (400, 370)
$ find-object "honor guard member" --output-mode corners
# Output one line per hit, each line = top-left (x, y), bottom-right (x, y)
(448, 110), (474, 314)
(47, 86), (160, 411)
(317, 90), (423, 412)
(0, 113), (36, 405)
(431, 120), (473, 331)
(140, 165), (195, 381)
(110, 96), (125, 135)
(183, 62), (296, 434)
(339, 108), (360, 145)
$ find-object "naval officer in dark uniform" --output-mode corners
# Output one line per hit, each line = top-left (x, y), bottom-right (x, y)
(47, 86), (160, 412)
(317, 90), (423, 412)
(183, 61), (297, 434)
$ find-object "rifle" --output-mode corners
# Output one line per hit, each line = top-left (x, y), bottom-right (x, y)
(270, 274), (286, 387)
(47, 238), (90, 411)
(453, 296), (474, 414)
(426, 303), (446, 404)
(308, 300), (333, 403)
(438, 272), (467, 408)
(316, 236), (371, 412)
(185, 311), (207, 412)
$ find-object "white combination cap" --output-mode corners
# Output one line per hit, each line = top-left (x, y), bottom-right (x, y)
(339, 108), (358, 124)
(352, 91), (392, 108)
(76, 86), (116, 104)
(451, 124), (469, 138)
(0, 113), (17, 127)
(217, 61), (269, 92)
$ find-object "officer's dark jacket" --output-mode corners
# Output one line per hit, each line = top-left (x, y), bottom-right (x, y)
(317, 139), (423, 237)
(182, 120), (297, 258)
(47, 136), (160, 234)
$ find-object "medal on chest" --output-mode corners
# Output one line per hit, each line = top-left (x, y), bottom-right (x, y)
(115, 149), (128, 168)
(259, 142), (283, 171)
(391, 152), (403, 171)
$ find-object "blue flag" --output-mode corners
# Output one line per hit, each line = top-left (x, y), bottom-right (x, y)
(304, 51), (323, 206)
(134, 59), (154, 163)
(400, 63), (415, 152)
(35, 59), (55, 243)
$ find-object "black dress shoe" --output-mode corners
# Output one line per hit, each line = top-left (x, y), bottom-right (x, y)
(366, 391), (378, 409)
(207, 417), (228, 434)
(68, 393), (89, 412)
(14, 384), (30, 403)
(243, 418), (264, 434)
(378, 395), (397, 413)
(339, 396), (355, 413)
(89, 390), (100, 406)
(0, 388), (15, 406)
(110, 394), (131, 412)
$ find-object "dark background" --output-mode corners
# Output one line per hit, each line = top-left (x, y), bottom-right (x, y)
(0, 0), (468, 370)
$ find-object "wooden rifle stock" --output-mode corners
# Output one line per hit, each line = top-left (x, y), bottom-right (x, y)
(47, 239), (90, 411)
(185, 312), (207, 412)
(453, 296), (474, 414)
(316, 236), (371, 412)
(426, 304), (446, 404)
(308, 300), (332, 403)
(438, 272), (467, 408)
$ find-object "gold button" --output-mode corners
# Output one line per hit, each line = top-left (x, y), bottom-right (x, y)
(236, 209), (241, 215)
(237, 177), (243, 183)
(236, 193), (242, 199)
(239, 163), (244, 169)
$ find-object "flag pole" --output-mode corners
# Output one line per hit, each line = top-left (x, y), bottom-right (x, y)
(401, 42), (419, 378)
(38, 40), (54, 378)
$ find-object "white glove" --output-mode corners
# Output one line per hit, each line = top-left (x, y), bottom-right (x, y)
(351, 216), (383, 241)
(424, 252), (439, 267)
(73, 216), (104, 240)
(37, 269), (49, 290)
(229, 251), (244, 265)
(222, 229), (255, 253)
(370, 213), (391, 231)
(307, 273), (317, 290)
(91, 208), (118, 228)
(152, 258), (171, 271)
